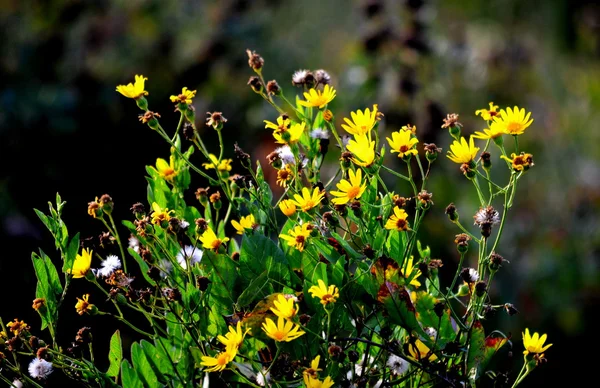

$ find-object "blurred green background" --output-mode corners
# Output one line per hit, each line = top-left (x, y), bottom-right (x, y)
(1, 0), (598, 386)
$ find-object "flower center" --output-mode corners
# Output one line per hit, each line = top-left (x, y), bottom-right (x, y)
(400, 145), (409, 153)
(217, 353), (230, 366)
(396, 219), (407, 230)
(322, 294), (334, 304)
(210, 239), (222, 250)
(302, 200), (315, 210)
(506, 122), (522, 133)
(295, 235), (306, 245)
(347, 186), (361, 200)
(273, 331), (286, 341)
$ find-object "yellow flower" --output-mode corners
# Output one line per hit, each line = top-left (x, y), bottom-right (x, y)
(472, 126), (504, 140)
(202, 154), (233, 172)
(522, 328), (552, 355)
(170, 87), (197, 105)
(303, 375), (334, 388)
(308, 279), (339, 306)
(150, 202), (174, 225)
(280, 223), (312, 252)
(346, 134), (375, 167)
(279, 199), (297, 217)
(491, 106), (533, 136)
(298, 85), (336, 109)
(330, 169), (367, 205)
(303, 355), (322, 378)
(217, 321), (250, 352)
(270, 294), (298, 320)
(291, 187), (324, 212)
(264, 116), (291, 134)
(273, 122), (305, 144)
(68, 248), (93, 278)
(446, 136), (479, 164)
(341, 104), (378, 136)
(387, 129), (419, 159)
(277, 165), (294, 187)
(116, 75), (148, 99)
(75, 294), (94, 316)
(384, 207), (410, 231)
(402, 257), (422, 288)
(7, 319), (28, 336)
(475, 102), (499, 121)
(231, 214), (256, 235)
(500, 152), (534, 171)
(200, 350), (235, 372)
(407, 338), (437, 361)
(199, 227), (230, 251)
(262, 316), (305, 342)
(154, 156), (178, 182)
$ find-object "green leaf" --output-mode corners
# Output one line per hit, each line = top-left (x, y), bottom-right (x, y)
(106, 330), (122, 377)
(131, 342), (159, 388)
(237, 271), (271, 307)
(140, 339), (169, 384)
(240, 234), (289, 287)
(329, 231), (362, 260)
(121, 360), (142, 388)
(385, 230), (406, 265)
(467, 321), (486, 384)
(31, 250), (62, 330)
(63, 232), (80, 273)
(201, 251), (238, 314)
(34, 209), (55, 236)
(183, 281), (200, 311)
(377, 281), (427, 340)
(128, 248), (156, 286)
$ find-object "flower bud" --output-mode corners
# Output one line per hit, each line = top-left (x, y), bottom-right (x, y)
(195, 187), (210, 206)
(246, 49), (264, 72)
(445, 203), (459, 222)
(135, 96), (148, 111)
(350, 201), (362, 217)
(424, 143), (442, 162)
(480, 151), (492, 171)
(266, 80), (281, 96)
(247, 76), (262, 94)
(489, 252), (507, 272)
(475, 281), (487, 297)
(99, 194), (114, 214)
(454, 233), (470, 253)
(456, 283), (470, 297)
(210, 192), (222, 210)
(460, 163), (476, 179)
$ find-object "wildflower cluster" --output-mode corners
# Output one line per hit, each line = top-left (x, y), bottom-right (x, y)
(0, 51), (548, 388)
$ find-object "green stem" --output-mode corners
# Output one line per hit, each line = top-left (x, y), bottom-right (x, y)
(107, 213), (128, 273)
(472, 176), (486, 206)
(447, 252), (466, 298)
(381, 165), (411, 182)
(171, 113), (185, 143)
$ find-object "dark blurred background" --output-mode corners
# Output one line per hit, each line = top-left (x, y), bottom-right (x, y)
(1, 0), (598, 386)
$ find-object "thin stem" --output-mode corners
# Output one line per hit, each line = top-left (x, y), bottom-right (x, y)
(447, 252), (466, 298)
(381, 165), (411, 182)
(171, 113), (185, 143)
(107, 213), (128, 273)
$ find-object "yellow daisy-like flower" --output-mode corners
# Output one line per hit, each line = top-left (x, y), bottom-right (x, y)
(199, 227), (230, 251)
(500, 152), (534, 171)
(387, 129), (419, 159)
(7, 319), (29, 336)
(231, 214), (256, 235)
(308, 279), (339, 306)
(280, 223), (312, 252)
(303, 375), (334, 388)
(170, 87), (197, 105)
(303, 355), (322, 378)
(202, 154), (233, 172)
(446, 136), (479, 164)
(270, 294), (298, 320)
(68, 248), (93, 278)
(291, 187), (324, 212)
(346, 134), (375, 167)
(407, 338), (437, 361)
(279, 199), (297, 217)
(262, 316), (305, 342)
(522, 328), (552, 355)
(341, 104), (379, 136)
(116, 75), (148, 99)
(277, 165), (294, 187)
(491, 106), (533, 136)
(298, 85), (336, 109)
(217, 321), (250, 352)
(154, 156), (178, 182)
(273, 122), (305, 144)
(150, 202), (174, 225)
(330, 169), (367, 205)
(75, 294), (94, 316)
(384, 207), (410, 231)
(264, 116), (291, 134)
(472, 126), (505, 140)
(402, 257), (422, 288)
(475, 102), (500, 121)
(200, 350), (236, 372)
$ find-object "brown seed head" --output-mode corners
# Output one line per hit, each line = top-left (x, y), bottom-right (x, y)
(206, 111), (227, 128)
(246, 49), (264, 71)
(266, 80), (281, 95)
(247, 76), (262, 93)
(32, 298), (46, 311)
(441, 113), (462, 129)
(209, 192), (221, 203)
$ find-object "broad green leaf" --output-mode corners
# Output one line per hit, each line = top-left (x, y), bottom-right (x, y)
(128, 248), (156, 286)
(121, 360), (142, 388)
(140, 340), (169, 384)
(31, 250), (62, 330)
(201, 251), (238, 314)
(131, 342), (159, 388)
(34, 209), (55, 236)
(237, 271), (271, 307)
(106, 330), (122, 377)
(63, 232), (80, 273)
(329, 231), (362, 260)
(385, 230), (406, 265)
(377, 281), (428, 342)
(467, 321), (486, 384)
(240, 234), (289, 287)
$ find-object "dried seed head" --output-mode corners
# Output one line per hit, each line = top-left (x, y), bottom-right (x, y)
(209, 192), (221, 204)
(314, 69), (331, 85)
(393, 195), (408, 208)
(460, 268), (479, 283)
(246, 49), (264, 71)
(32, 298), (46, 311)
(417, 190), (433, 208)
(445, 203), (458, 222)
(489, 252), (508, 272)
(441, 113), (462, 129)
(475, 281), (487, 297)
(424, 143), (442, 161)
(206, 111), (227, 129)
(480, 151), (492, 170)
(266, 80), (281, 96)
(75, 327), (92, 344)
(195, 218), (208, 231)
(504, 303), (519, 316)
(234, 142), (251, 163)
(323, 109), (333, 122)
(247, 76), (262, 93)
